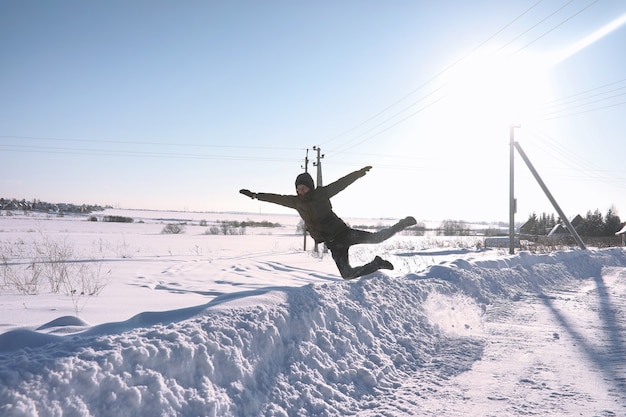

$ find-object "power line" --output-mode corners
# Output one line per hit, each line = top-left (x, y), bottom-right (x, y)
(321, 0), (608, 156)
(526, 127), (626, 192)
(0, 143), (301, 163)
(0, 135), (435, 167)
(3, 3), (615, 169)
(497, 0), (576, 53)
(319, 1), (548, 152)
(323, 85), (445, 154)
(537, 77), (626, 120)
(328, 95), (444, 156)
(542, 99), (626, 120)
(544, 85), (626, 110)
(327, 74), (626, 165)
(0, 135), (302, 152)
(543, 77), (626, 106)
(543, 91), (626, 115)
(515, 0), (600, 52)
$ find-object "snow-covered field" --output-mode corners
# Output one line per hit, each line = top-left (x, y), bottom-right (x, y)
(1, 209), (625, 416)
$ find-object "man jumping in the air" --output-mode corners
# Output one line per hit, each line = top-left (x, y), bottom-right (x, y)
(239, 166), (416, 280)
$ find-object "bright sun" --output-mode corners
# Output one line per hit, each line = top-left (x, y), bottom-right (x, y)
(405, 49), (554, 173)
(439, 50), (551, 134)
(410, 47), (553, 159)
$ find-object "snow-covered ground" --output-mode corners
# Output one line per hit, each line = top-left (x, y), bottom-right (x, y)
(1, 209), (625, 416)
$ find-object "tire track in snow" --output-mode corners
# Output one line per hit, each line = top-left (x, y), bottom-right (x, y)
(435, 268), (626, 416)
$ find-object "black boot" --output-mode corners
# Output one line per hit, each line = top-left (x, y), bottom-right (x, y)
(374, 255), (394, 270)
(343, 256), (394, 280)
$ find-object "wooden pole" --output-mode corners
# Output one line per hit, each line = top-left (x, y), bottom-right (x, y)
(514, 141), (587, 250)
(509, 125), (518, 254)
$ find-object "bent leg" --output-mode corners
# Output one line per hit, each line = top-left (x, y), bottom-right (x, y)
(331, 246), (354, 279)
(330, 244), (394, 280)
(356, 216), (417, 245)
(328, 222), (412, 280)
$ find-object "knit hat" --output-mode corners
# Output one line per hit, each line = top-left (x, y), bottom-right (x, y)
(295, 172), (315, 190)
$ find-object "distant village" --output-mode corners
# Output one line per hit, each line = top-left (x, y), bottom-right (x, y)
(0, 198), (106, 215)
(520, 210), (626, 247)
(520, 210), (623, 238)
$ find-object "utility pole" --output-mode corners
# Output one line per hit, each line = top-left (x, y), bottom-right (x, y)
(301, 149), (310, 251)
(302, 148), (310, 173)
(508, 126), (587, 253)
(313, 146), (324, 187)
(312, 146), (326, 253)
(509, 125), (519, 255)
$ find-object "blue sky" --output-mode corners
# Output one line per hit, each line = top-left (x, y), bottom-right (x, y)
(1, 0), (625, 222)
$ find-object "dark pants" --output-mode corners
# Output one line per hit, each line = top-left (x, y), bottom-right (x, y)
(326, 225), (400, 280)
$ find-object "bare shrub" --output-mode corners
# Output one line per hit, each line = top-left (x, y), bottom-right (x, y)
(219, 221), (245, 235)
(0, 232), (109, 315)
(161, 223), (186, 234)
(297, 219), (306, 234)
(204, 226), (221, 235)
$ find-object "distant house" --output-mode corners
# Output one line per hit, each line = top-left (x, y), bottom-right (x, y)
(519, 217), (538, 236)
(570, 214), (585, 229)
(616, 224), (626, 246)
(545, 214), (584, 238)
(548, 223), (570, 237)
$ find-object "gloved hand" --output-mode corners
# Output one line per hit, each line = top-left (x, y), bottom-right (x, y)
(239, 189), (257, 199)
(360, 166), (372, 175)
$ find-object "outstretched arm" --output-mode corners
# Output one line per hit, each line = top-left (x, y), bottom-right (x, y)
(324, 166), (372, 198)
(239, 189), (299, 210)
(239, 189), (257, 199)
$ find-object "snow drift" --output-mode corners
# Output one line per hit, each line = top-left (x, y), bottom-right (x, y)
(1, 248), (625, 416)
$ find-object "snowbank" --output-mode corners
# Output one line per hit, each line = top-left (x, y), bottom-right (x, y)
(1, 248), (625, 416)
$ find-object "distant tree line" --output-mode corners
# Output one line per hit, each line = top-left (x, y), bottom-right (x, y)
(102, 215), (134, 223)
(220, 220), (282, 228)
(578, 208), (622, 237)
(438, 220), (471, 236)
(523, 212), (558, 236)
(525, 207), (622, 237)
(0, 198), (106, 214)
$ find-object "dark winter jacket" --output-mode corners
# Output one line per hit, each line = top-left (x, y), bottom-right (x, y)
(256, 169), (366, 243)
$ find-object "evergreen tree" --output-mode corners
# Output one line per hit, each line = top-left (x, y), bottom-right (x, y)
(604, 207), (621, 236)
(581, 209), (605, 237)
